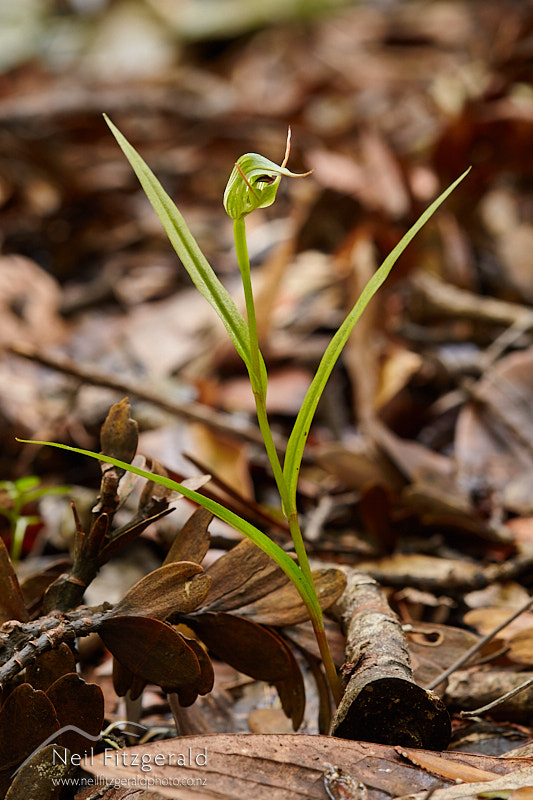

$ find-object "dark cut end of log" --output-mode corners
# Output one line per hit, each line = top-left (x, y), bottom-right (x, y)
(332, 673), (450, 750)
(331, 570), (451, 750)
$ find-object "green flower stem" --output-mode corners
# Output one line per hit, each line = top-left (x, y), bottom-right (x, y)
(314, 616), (343, 706)
(233, 217), (287, 507)
(288, 512), (342, 705)
(233, 218), (264, 396)
(233, 216), (341, 703)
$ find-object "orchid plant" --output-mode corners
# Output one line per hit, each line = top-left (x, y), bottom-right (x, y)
(20, 117), (469, 704)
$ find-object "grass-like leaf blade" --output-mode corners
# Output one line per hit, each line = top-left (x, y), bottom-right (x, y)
(17, 439), (313, 608)
(283, 168), (471, 505)
(104, 115), (251, 368)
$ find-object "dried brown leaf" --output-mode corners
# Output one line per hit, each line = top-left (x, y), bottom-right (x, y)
(236, 568), (346, 626)
(46, 674), (104, 755)
(100, 397), (138, 464)
(0, 538), (28, 624)
(190, 424), (254, 498)
(463, 608), (533, 640)
(284, 618), (346, 667)
(509, 628), (533, 665)
(204, 539), (290, 612)
(164, 507), (212, 566)
(0, 683), (59, 771)
(355, 553), (485, 593)
(455, 349), (533, 513)
(169, 638), (214, 706)
(188, 612), (292, 682)
(112, 562), (211, 620)
(406, 622), (480, 688)
(395, 746), (499, 782)
(272, 634), (305, 730)
(25, 644), (76, 691)
(99, 616), (201, 690)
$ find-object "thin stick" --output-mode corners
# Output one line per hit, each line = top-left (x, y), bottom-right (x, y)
(10, 343), (287, 453)
(426, 595), (533, 690)
(460, 677), (533, 718)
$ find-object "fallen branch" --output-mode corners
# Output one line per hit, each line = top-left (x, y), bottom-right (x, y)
(0, 606), (111, 685)
(331, 570), (450, 749)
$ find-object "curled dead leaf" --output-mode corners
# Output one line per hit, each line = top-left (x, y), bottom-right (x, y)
(204, 538), (290, 612)
(99, 615), (201, 691)
(112, 562), (211, 620)
(188, 612), (294, 682)
(168, 637), (214, 706)
(235, 568), (347, 626)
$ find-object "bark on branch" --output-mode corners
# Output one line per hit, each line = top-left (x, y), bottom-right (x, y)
(0, 606), (111, 686)
(331, 571), (450, 750)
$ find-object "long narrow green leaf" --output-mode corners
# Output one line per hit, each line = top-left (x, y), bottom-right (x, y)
(283, 168), (471, 506)
(17, 439), (313, 608)
(104, 115), (251, 368)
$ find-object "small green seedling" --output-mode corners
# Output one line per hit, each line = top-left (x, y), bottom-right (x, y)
(0, 476), (71, 564)
(20, 118), (469, 704)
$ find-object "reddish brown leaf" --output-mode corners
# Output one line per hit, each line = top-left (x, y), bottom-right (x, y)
(25, 644), (76, 691)
(46, 674), (104, 756)
(100, 616), (201, 690)
(176, 638), (214, 699)
(188, 612), (292, 682)
(164, 507), (212, 566)
(168, 636), (214, 707)
(0, 538), (28, 624)
(0, 683), (59, 770)
(112, 658), (146, 701)
(272, 635), (305, 730)
(236, 568), (346, 626)
(112, 562), (211, 620)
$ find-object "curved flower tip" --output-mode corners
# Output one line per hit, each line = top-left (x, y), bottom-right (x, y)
(223, 132), (312, 220)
